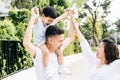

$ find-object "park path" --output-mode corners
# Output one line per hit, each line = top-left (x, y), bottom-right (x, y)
(2, 53), (92, 80)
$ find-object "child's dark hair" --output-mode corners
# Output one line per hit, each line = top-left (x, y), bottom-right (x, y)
(45, 25), (64, 40)
(42, 6), (57, 19)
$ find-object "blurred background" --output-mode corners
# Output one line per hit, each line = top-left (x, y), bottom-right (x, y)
(0, 0), (120, 79)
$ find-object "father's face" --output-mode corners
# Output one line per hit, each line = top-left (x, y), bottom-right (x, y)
(50, 34), (64, 51)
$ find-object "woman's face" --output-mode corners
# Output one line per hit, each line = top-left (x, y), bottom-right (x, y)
(96, 42), (106, 59)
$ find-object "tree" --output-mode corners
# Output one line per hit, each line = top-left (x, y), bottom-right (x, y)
(50, 0), (68, 8)
(11, 0), (50, 10)
(114, 19), (120, 32)
(11, 0), (33, 9)
(70, 0), (87, 7)
(80, 0), (111, 46)
(113, 19), (120, 44)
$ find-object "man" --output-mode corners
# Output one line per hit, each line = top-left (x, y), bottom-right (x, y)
(23, 8), (75, 80)
(33, 7), (72, 75)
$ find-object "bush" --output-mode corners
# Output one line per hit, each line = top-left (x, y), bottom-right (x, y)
(0, 20), (17, 40)
(16, 22), (27, 40)
(0, 40), (33, 78)
(7, 9), (31, 40)
(8, 9), (31, 26)
(63, 42), (74, 56)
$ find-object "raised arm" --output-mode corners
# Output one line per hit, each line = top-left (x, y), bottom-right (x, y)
(60, 15), (75, 50)
(33, 7), (40, 24)
(71, 15), (85, 42)
(23, 7), (39, 58)
(72, 15), (98, 65)
(51, 8), (72, 25)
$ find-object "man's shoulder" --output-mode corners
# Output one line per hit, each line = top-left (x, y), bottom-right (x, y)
(35, 47), (43, 56)
(33, 47), (43, 60)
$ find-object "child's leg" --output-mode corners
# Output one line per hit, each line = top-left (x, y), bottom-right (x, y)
(55, 49), (72, 75)
(40, 43), (53, 79)
(55, 49), (63, 65)
(39, 43), (49, 67)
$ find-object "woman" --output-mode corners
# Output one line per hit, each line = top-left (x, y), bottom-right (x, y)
(71, 15), (120, 80)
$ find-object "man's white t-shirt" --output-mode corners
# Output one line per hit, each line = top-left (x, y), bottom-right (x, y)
(33, 48), (61, 80)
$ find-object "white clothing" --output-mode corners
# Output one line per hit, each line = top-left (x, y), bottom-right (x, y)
(33, 18), (58, 45)
(33, 48), (61, 80)
(80, 40), (120, 80)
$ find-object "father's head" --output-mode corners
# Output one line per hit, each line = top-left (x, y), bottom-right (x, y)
(45, 25), (64, 52)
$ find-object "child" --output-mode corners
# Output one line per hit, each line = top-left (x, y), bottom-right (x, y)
(32, 6), (72, 75)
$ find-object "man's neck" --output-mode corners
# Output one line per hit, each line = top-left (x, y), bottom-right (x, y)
(46, 43), (54, 53)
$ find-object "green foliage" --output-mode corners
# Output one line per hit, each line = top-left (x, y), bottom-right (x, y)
(70, 0), (86, 7)
(50, 0), (58, 6)
(8, 9), (31, 26)
(7, 9), (31, 40)
(80, 23), (92, 40)
(63, 42), (74, 56)
(17, 43), (33, 69)
(0, 20), (17, 40)
(73, 42), (81, 53)
(58, 0), (68, 8)
(114, 19), (120, 32)
(11, 0), (33, 9)
(33, 0), (50, 8)
(101, 0), (111, 18)
(79, 0), (111, 45)
(0, 41), (33, 78)
(50, 0), (68, 8)
(91, 47), (96, 52)
(54, 5), (65, 16)
(96, 20), (103, 40)
(102, 22), (109, 38)
(15, 22), (27, 40)
(36, 0), (50, 13)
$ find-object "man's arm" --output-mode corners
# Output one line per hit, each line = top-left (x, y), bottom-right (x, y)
(60, 16), (75, 50)
(23, 7), (39, 58)
(71, 15), (85, 42)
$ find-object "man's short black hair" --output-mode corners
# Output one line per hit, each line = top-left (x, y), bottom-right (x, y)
(45, 25), (64, 40)
(42, 6), (57, 19)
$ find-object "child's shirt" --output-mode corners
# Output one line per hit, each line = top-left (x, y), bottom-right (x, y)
(33, 18), (58, 46)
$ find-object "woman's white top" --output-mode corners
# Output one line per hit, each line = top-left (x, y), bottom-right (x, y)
(80, 40), (120, 80)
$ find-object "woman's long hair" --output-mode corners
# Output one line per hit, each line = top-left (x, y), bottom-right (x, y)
(102, 38), (120, 64)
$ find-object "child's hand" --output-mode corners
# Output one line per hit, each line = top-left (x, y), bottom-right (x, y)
(66, 8), (76, 16)
(31, 7), (39, 18)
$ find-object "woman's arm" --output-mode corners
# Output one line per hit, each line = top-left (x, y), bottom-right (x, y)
(60, 15), (75, 51)
(71, 15), (98, 65)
